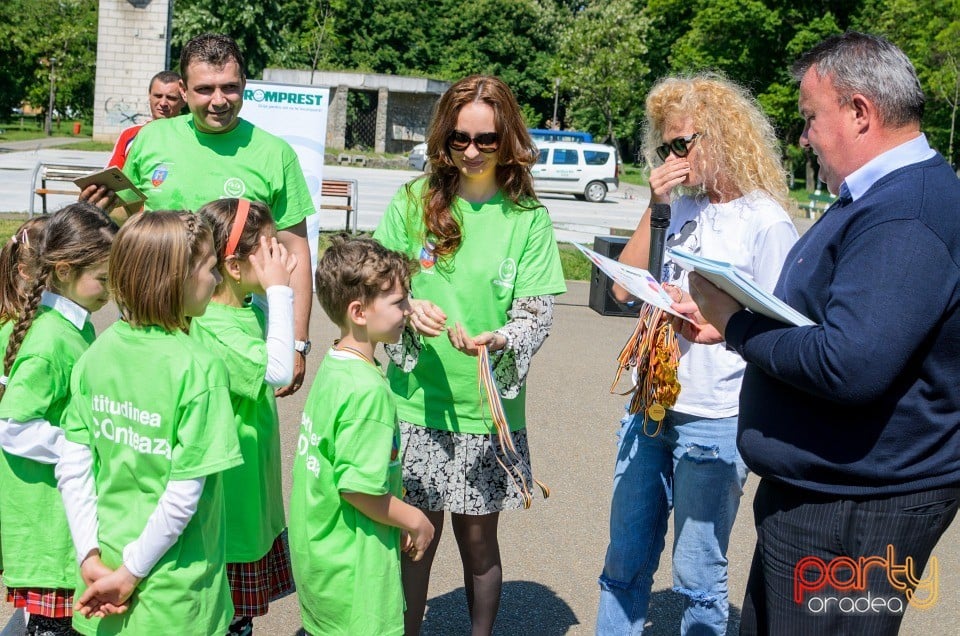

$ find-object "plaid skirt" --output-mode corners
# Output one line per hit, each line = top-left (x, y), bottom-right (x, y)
(400, 422), (536, 514)
(7, 587), (74, 618)
(227, 529), (295, 617)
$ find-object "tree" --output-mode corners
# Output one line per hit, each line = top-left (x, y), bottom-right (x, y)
(556, 0), (649, 148)
(0, 0), (97, 121)
(171, 0), (287, 78)
(863, 0), (960, 167)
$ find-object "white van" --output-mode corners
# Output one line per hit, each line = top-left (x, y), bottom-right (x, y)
(532, 141), (619, 202)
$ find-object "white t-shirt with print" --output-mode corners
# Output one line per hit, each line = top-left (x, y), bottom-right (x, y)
(664, 191), (798, 418)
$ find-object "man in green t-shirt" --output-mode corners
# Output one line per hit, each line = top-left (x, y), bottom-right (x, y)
(82, 34), (314, 396)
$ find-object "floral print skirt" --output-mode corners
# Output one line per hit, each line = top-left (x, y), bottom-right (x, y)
(399, 421), (534, 514)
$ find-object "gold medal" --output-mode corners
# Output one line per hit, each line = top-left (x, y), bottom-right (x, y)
(647, 403), (666, 421)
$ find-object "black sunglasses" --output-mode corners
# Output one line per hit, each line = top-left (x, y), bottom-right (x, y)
(447, 130), (500, 153)
(655, 133), (701, 162)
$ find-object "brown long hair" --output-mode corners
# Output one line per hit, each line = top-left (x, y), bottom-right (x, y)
(110, 212), (213, 333)
(1, 204), (117, 398)
(420, 75), (540, 258)
(0, 217), (50, 324)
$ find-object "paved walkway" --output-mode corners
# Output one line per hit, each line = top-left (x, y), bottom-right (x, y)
(0, 136), (87, 153)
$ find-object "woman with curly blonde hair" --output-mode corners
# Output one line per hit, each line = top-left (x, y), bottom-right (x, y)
(597, 73), (799, 635)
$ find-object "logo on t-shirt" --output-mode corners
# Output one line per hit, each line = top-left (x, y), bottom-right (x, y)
(493, 258), (517, 288)
(223, 177), (247, 198)
(419, 242), (436, 272)
(151, 165), (168, 187)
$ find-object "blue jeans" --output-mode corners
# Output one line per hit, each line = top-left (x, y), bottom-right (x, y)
(596, 409), (749, 635)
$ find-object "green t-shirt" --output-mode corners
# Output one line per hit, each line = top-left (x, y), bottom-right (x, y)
(191, 301), (285, 562)
(0, 319), (10, 573)
(373, 179), (567, 434)
(123, 117), (313, 230)
(289, 352), (404, 636)
(0, 306), (94, 589)
(62, 321), (243, 636)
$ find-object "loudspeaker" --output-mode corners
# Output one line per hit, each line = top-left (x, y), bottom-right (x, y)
(588, 236), (642, 317)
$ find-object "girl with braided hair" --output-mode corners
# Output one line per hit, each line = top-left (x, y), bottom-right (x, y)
(0, 215), (49, 579)
(0, 203), (116, 636)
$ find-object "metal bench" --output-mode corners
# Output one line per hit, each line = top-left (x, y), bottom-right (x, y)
(321, 178), (359, 234)
(805, 187), (836, 219)
(29, 162), (100, 216)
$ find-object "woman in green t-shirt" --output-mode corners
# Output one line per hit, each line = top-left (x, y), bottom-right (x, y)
(373, 75), (566, 636)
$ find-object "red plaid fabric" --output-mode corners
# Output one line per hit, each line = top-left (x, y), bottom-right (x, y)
(7, 587), (74, 618)
(227, 530), (295, 617)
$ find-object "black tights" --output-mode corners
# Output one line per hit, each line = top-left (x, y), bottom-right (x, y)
(26, 614), (80, 636)
(402, 511), (502, 636)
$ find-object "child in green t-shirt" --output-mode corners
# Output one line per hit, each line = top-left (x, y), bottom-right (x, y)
(289, 236), (435, 636)
(193, 198), (298, 636)
(57, 212), (243, 636)
(0, 204), (116, 636)
(0, 215), (49, 578)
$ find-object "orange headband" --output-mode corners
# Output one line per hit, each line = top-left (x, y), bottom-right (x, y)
(224, 198), (251, 257)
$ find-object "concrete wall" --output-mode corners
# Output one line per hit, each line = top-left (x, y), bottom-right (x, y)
(92, 0), (172, 142)
(263, 69), (448, 153)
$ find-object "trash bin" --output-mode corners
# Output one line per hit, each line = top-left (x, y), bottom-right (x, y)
(72, 122), (81, 135)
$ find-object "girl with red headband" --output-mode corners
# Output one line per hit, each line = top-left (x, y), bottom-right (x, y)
(192, 198), (298, 636)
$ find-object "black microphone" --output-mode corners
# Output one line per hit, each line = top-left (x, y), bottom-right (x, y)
(648, 203), (671, 283)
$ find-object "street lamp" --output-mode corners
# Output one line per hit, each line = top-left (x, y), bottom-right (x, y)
(45, 57), (57, 137)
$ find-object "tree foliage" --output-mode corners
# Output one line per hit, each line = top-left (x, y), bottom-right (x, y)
(2, 0), (959, 171)
(556, 0), (649, 148)
(0, 0), (97, 120)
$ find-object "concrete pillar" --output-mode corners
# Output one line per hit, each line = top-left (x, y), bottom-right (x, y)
(93, 0), (172, 142)
(375, 86), (389, 154)
(327, 85), (348, 150)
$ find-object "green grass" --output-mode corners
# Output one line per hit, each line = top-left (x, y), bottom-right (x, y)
(559, 243), (591, 281)
(0, 214), (31, 243)
(0, 121), (90, 142)
(50, 140), (114, 151)
(619, 164), (649, 187)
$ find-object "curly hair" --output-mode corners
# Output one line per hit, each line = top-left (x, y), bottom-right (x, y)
(642, 73), (790, 209)
(315, 234), (416, 328)
(419, 75), (540, 259)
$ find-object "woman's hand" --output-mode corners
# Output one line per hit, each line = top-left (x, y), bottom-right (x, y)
(664, 284), (724, 344)
(446, 322), (507, 357)
(649, 155), (690, 204)
(408, 299), (447, 337)
(249, 235), (297, 289)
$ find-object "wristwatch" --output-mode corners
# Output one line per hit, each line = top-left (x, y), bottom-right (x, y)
(294, 340), (312, 356)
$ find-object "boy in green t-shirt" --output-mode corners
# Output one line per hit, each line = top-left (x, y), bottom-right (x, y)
(289, 236), (434, 636)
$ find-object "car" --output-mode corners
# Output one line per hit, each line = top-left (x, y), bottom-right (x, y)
(407, 142), (427, 171)
(531, 141), (619, 202)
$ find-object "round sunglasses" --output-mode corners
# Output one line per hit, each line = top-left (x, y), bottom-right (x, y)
(655, 133), (701, 162)
(447, 130), (500, 153)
